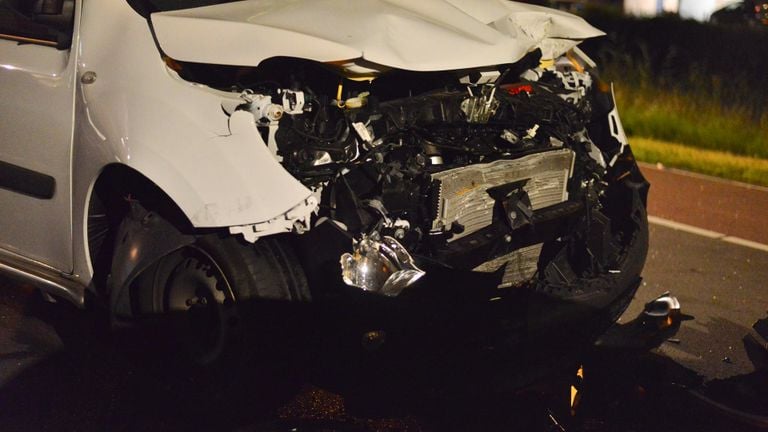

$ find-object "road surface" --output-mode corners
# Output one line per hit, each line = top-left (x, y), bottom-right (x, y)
(626, 163), (768, 382)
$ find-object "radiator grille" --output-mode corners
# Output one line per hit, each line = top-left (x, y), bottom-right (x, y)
(431, 149), (574, 241)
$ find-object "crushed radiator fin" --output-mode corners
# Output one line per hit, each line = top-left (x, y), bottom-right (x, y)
(431, 149), (574, 241)
(474, 243), (544, 288)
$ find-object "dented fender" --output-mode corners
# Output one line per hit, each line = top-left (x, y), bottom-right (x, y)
(78, 0), (316, 232)
(190, 110), (317, 228)
(102, 109), (316, 230)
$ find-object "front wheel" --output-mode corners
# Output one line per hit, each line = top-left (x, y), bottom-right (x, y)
(124, 232), (312, 405)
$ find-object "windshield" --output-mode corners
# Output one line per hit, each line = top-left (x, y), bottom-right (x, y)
(127, 0), (244, 16)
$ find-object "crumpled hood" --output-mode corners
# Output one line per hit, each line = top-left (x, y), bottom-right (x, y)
(151, 0), (604, 72)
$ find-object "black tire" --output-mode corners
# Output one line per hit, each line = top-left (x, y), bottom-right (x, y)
(125, 233), (312, 409)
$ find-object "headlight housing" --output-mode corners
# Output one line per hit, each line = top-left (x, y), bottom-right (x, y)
(340, 233), (425, 297)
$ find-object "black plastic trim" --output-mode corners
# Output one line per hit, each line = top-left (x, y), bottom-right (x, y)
(0, 160), (56, 199)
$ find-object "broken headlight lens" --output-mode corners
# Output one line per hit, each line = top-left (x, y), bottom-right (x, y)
(340, 233), (425, 297)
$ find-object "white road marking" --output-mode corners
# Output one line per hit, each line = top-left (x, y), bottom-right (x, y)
(721, 236), (768, 253)
(647, 215), (724, 239)
(647, 215), (768, 253)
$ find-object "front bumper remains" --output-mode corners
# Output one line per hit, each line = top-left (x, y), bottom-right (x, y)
(298, 158), (651, 393)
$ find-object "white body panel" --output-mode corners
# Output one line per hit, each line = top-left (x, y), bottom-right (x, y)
(0, 35), (77, 271)
(76, 0), (313, 228)
(152, 0), (604, 71)
(70, 0), (314, 281)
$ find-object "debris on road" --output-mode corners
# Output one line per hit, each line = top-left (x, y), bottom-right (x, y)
(595, 291), (684, 350)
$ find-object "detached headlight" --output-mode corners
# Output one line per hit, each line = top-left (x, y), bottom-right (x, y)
(340, 233), (425, 297)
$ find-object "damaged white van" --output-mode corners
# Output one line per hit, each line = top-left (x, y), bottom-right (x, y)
(0, 0), (650, 391)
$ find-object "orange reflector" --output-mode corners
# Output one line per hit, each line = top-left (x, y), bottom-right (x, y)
(570, 365), (584, 412)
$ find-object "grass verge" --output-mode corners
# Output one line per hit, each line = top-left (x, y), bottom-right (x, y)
(630, 137), (768, 187)
(614, 86), (768, 159)
(581, 13), (768, 159)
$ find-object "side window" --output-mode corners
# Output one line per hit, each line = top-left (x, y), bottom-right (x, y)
(0, 0), (75, 49)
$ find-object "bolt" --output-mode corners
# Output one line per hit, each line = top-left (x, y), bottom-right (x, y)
(504, 234), (512, 243)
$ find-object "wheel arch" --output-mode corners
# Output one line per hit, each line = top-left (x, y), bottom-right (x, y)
(87, 163), (197, 293)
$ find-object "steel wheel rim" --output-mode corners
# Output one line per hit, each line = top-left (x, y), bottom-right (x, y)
(163, 246), (237, 366)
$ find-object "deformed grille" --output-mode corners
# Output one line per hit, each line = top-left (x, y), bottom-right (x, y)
(473, 243), (544, 288)
(430, 148), (574, 241)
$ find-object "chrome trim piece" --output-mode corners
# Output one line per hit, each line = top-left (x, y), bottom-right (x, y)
(0, 249), (85, 307)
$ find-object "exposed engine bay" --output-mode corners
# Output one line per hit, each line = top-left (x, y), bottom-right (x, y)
(171, 48), (643, 299)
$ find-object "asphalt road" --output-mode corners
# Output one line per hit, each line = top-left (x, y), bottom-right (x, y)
(626, 164), (768, 382)
(0, 164), (766, 431)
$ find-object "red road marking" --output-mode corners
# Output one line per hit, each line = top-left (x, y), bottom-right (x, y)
(640, 163), (768, 245)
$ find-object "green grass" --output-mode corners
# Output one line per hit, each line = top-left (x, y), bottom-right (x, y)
(614, 85), (768, 159)
(630, 137), (768, 187)
(576, 13), (768, 185)
(612, 82), (768, 186)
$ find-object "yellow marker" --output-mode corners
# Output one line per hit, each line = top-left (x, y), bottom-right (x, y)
(570, 365), (584, 413)
(336, 81), (345, 108)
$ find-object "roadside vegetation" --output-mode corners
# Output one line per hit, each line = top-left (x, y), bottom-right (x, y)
(631, 137), (768, 187)
(614, 85), (768, 159)
(580, 12), (768, 183)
